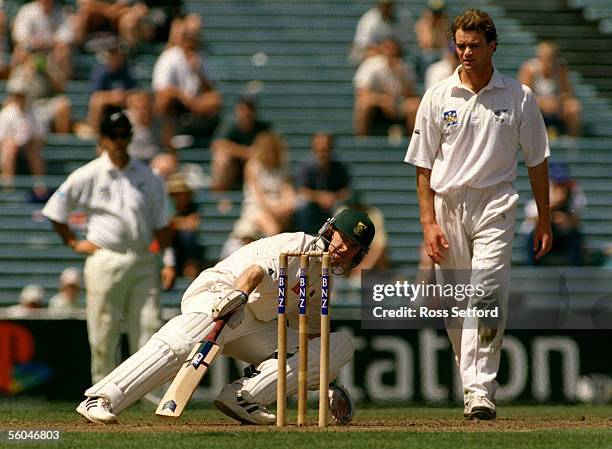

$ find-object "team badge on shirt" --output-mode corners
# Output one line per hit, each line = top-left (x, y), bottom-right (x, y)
(493, 109), (509, 123)
(443, 110), (459, 126)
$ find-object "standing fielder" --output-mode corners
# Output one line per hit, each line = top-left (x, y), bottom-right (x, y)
(404, 9), (552, 419)
(42, 110), (176, 384)
(76, 208), (375, 425)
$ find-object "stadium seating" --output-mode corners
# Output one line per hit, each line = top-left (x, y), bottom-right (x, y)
(1, 0), (611, 309)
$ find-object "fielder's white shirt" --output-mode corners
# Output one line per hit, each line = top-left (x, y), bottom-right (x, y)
(12, 1), (74, 46)
(42, 152), (169, 253)
(404, 66), (550, 193)
(152, 46), (206, 97)
(182, 232), (327, 333)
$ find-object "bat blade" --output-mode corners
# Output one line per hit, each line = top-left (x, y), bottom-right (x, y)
(155, 339), (221, 417)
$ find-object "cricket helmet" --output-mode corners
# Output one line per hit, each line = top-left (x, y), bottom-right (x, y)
(332, 208), (375, 252)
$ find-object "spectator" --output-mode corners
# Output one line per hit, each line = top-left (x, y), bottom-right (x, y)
(48, 267), (82, 315)
(350, 0), (412, 65)
(125, 90), (162, 163)
(152, 29), (222, 148)
(75, 41), (136, 138)
(294, 132), (351, 234)
(210, 95), (270, 191)
(11, 0), (75, 80)
(75, 0), (186, 48)
(424, 40), (459, 91)
(166, 172), (205, 279)
(5, 284), (46, 318)
(150, 151), (179, 179)
(0, 79), (46, 189)
(518, 41), (582, 138)
(8, 50), (72, 134)
(237, 132), (296, 237)
(522, 161), (586, 266)
(413, 0), (449, 79)
(219, 219), (262, 260)
(339, 192), (389, 282)
(166, 13), (202, 48)
(0, 6), (9, 79)
(42, 109), (176, 383)
(353, 38), (420, 136)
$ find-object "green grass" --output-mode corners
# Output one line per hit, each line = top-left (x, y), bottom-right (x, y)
(1, 399), (610, 449)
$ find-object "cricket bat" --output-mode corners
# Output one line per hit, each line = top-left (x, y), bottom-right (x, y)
(156, 318), (226, 417)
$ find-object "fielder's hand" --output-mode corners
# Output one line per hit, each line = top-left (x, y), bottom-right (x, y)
(423, 223), (449, 264)
(71, 240), (100, 255)
(212, 290), (248, 325)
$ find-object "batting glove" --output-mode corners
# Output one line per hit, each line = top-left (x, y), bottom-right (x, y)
(212, 289), (248, 321)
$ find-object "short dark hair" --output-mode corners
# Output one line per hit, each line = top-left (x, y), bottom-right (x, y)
(448, 9), (497, 45)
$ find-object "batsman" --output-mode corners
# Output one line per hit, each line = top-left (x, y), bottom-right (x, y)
(76, 208), (375, 425)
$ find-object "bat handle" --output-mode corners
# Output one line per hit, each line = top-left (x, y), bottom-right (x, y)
(208, 318), (226, 342)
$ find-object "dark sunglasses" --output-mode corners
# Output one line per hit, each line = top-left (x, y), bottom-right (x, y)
(108, 130), (132, 140)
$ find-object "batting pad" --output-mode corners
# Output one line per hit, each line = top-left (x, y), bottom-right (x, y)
(85, 313), (214, 414)
(240, 332), (354, 405)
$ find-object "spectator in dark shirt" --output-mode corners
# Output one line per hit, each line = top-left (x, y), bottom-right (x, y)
(75, 41), (136, 138)
(294, 132), (351, 234)
(523, 161), (586, 266)
(210, 95), (270, 191)
(166, 173), (205, 279)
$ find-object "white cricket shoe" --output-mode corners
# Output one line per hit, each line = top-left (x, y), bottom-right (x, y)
(213, 383), (275, 425)
(328, 385), (355, 424)
(76, 397), (117, 425)
(465, 396), (496, 420)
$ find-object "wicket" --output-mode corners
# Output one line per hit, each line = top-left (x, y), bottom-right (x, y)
(276, 251), (331, 427)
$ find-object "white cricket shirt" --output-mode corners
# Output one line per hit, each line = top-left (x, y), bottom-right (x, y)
(182, 232), (328, 333)
(42, 152), (169, 253)
(404, 66), (550, 193)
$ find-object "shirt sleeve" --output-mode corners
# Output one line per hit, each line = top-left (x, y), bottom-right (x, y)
(151, 174), (171, 229)
(519, 86), (550, 167)
(55, 13), (75, 44)
(151, 52), (173, 91)
(11, 6), (31, 45)
(41, 174), (81, 223)
(353, 11), (372, 47)
(403, 88), (441, 169)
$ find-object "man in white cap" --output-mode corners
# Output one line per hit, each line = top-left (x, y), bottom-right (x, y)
(48, 267), (82, 316)
(5, 284), (46, 318)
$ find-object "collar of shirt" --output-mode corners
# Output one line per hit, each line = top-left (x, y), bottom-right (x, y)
(450, 65), (506, 94)
(99, 150), (136, 175)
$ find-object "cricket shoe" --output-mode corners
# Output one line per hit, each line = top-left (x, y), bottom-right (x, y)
(328, 385), (355, 424)
(213, 383), (275, 425)
(76, 397), (117, 425)
(465, 396), (496, 420)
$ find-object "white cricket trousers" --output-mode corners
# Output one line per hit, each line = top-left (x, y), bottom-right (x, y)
(85, 306), (353, 414)
(434, 182), (518, 403)
(84, 248), (162, 384)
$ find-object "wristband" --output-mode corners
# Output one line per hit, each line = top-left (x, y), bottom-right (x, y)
(162, 247), (176, 267)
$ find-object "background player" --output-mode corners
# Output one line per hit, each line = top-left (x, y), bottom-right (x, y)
(76, 208), (375, 425)
(404, 9), (552, 420)
(42, 109), (176, 384)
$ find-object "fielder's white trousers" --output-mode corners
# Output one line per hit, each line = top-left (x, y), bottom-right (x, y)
(434, 182), (518, 403)
(84, 248), (162, 384)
